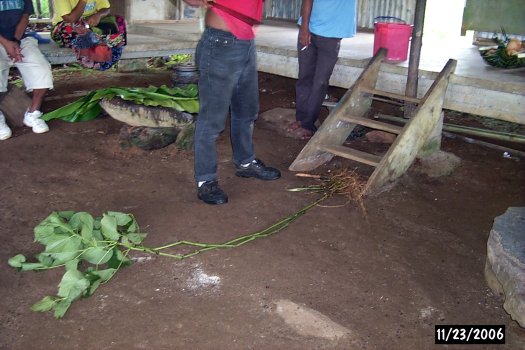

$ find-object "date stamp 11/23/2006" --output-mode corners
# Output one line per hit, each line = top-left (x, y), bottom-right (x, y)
(435, 325), (505, 345)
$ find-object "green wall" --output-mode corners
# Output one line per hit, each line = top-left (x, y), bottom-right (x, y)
(462, 0), (525, 35)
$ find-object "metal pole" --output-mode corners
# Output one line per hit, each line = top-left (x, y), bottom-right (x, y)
(404, 0), (427, 118)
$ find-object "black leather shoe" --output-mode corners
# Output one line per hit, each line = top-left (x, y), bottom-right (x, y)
(197, 181), (228, 205)
(235, 159), (281, 180)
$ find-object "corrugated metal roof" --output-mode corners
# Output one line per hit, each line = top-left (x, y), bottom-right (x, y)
(358, 0), (416, 28)
(265, 0), (417, 29)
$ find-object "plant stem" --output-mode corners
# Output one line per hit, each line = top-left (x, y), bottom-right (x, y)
(142, 195), (328, 260)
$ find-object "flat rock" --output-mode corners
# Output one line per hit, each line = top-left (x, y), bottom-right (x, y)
(119, 125), (179, 150)
(100, 97), (194, 128)
(365, 130), (396, 143)
(274, 299), (361, 346)
(0, 85), (31, 127)
(417, 150), (461, 178)
(485, 207), (525, 328)
(258, 107), (302, 140)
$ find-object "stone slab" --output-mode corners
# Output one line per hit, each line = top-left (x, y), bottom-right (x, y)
(486, 207), (525, 328)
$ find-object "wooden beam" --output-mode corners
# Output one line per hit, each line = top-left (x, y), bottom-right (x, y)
(289, 49), (387, 171)
(365, 59), (457, 194)
(320, 145), (382, 167)
(339, 115), (403, 134)
(360, 87), (421, 104)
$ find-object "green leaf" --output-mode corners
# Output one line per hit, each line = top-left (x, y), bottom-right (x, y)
(36, 253), (56, 267)
(91, 229), (104, 241)
(39, 251), (80, 265)
(90, 268), (117, 281)
(93, 219), (102, 230)
(34, 223), (60, 245)
(53, 300), (72, 318)
(82, 246), (113, 265)
(85, 268), (117, 296)
(100, 214), (120, 241)
(42, 92), (97, 121)
(126, 221), (139, 234)
(8, 254), (26, 268)
(106, 211), (132, 226)
(57, 211), (75, 220)
(65, 259), (79, 271)
(31, 296), (59, 312)
(107, 248), (132, 269)
(69, 212), (95, 241)
(45, 234), (81, 252)
(57, 270), (90, 302)
(20, 262), (45, 271)
(125, 233), (147, 245)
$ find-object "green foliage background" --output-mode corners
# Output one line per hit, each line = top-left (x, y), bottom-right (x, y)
(32, 0), (51, 19)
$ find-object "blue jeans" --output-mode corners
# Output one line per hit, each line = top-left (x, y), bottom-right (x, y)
(194, 27), (258, 182)
(295, 33), (341, 132)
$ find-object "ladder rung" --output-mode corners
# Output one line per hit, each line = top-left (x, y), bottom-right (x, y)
(339, 115), (403, 134)
(321, 145), (382, 167)
(322, 101), (337, 109)
(360, 87), (421, 104)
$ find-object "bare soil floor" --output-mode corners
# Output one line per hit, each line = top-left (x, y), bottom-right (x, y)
(1, 68), (524, 350)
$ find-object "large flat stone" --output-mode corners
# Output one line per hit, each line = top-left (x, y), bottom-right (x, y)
(485, 207), (525, 328)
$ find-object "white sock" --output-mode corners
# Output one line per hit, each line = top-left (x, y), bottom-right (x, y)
(241, 160), (255, 168)
(197, 181), (206, 187)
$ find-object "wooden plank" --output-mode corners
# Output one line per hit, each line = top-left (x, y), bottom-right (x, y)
(339, 115), (403, 134)
(320, 145), (381, 167)
(360, 87), (422, 104)
(365, 59), (457, 195)
(289, 48), (387, 171)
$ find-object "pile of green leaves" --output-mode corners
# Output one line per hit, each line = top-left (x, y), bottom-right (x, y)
(479, 29), (525, 69)
(8, 211), (145, 318)
(43, 84), (199, 123)
(165, 54), (192, 66)
(480, 43), (525, 69)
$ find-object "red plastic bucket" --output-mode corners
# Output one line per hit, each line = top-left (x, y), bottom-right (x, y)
(373, 16), (413, 62)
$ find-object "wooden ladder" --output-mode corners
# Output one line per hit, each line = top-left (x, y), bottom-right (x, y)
(289, 49), (457, 194)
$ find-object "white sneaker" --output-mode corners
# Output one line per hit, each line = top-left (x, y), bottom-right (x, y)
(0, 111), (12, 140)
(23, 110), (49, 134)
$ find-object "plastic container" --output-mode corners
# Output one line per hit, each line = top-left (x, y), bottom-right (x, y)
(171, 63), (199, 88)
(373, 16), (413, 62)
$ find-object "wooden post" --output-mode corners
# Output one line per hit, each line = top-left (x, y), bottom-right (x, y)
(404, 0), (427, 118)
(366, 59), (457, 194)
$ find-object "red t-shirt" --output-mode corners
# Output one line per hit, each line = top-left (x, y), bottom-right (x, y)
(212, 0), (263, 40)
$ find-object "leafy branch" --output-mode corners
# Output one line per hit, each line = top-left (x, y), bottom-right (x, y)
(8, 170), (366, 318)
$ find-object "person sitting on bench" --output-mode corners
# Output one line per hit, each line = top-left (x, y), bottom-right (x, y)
(0, 0), (53, 140)
(51, 0), (127, 70)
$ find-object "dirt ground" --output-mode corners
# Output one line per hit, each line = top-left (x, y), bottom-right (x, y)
(1, 67), (524, 350)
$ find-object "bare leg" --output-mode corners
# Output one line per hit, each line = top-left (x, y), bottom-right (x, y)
(29, 88), (47, 112)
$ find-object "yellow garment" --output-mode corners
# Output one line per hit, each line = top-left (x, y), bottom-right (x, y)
(52, 0), (111, 25)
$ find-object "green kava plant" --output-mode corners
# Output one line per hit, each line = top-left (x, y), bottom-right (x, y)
(8, 203), (323, 319)
(9, 171), (363, 318)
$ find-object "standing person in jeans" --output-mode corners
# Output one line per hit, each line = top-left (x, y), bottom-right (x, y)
(0, 0), (53, 140)
(183, 0), (281, 205)
(288, 0), (357, 140)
